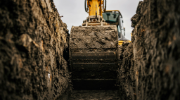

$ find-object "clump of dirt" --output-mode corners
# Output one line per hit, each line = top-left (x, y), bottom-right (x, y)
(70, 26), (118, 50)
(0, 0), (70, 100)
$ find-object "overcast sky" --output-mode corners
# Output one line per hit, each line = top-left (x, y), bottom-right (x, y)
(54, 0), (142, 40)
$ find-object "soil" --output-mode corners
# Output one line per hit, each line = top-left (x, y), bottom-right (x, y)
(70, 26), (118, 50)
(1, 0), (180, 100)
(0, 0), (70, 100)
(118, 0), (180, 100)
(69, 90), (120, 100)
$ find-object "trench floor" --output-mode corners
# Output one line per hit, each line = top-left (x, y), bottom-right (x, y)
(68, 90), (120, 100)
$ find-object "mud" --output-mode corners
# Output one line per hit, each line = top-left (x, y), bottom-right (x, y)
(0, 0), (70, 100)
(118, 0), (180, 100)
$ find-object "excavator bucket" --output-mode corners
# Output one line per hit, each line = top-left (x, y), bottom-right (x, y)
(69, 25), (119, 90)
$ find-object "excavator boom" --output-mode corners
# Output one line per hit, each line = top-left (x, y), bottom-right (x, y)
(85, 0), (104, 16)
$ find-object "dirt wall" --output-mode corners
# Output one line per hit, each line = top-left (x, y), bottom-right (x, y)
(118, 0), (180, 100)
(118, 42), (135, 100)
(0, 0), (70, 100)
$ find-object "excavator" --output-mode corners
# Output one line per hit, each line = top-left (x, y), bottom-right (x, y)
(69, 0), (129, 90)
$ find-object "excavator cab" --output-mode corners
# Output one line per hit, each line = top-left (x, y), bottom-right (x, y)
(102, 10), (124, 38)
(102, 10), (130, 45)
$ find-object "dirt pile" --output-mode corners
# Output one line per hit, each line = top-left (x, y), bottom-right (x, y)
(70, 26), (118, 50)
(118, 0), (180, 100)
(0, 0), (70, 100)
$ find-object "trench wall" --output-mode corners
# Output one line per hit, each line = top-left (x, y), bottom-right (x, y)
(118, 0), (180, 100)
(0, 0), (70, 100)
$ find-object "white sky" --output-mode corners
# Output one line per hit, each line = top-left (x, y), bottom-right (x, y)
(54, 0), (142, 40)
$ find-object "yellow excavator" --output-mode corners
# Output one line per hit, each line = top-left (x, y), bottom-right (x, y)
(69, 0), (129, 90)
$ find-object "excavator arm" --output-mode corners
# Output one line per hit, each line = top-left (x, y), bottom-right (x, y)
(85, 0), (106, 16)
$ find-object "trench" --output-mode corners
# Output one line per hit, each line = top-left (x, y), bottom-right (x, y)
(0, 0), (180, 100)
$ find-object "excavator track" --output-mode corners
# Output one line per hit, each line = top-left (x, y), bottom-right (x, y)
(70, 25), (119, 90)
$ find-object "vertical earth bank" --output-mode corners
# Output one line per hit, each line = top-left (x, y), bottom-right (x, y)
(0, 0), (70, 100)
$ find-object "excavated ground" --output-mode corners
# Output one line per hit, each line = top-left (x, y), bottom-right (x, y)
(69, 90), (120, 100)
(1, 0), (180, 100)
(0, 0), (70, 100)
(55, 90), (120, 100)
(117, 0), (180, 100)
